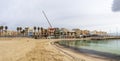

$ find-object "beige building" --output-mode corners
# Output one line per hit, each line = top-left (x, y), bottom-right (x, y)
(81, 30), (90, 36)
(72, 29), (81, 37)
(67, 31), (76, 38)
(1, 30), (17, 36)
(91, 30), (107, 36)
(61, 28), (69, 34)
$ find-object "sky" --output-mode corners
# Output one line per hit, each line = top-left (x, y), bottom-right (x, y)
(0, 0), (120, 32)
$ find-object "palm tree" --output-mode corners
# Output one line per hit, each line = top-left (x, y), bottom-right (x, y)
(5, 26), (8, 37)
(33, 26), (37, 36)
(17, 27), (20, 36)
(37, 27), (40, 32)
(40, 27), (43, 38)
(5, 26), (8, 31)
(21, 30), (25, 36)
(0, 26), (2, 36)
(17, 27), (19, 32)
(1, 26), (3, 30)
(34, 26), (36, 32)
(1, 26), (4, 36)
(19, 27), (22, 36)
(19, 27), (22, 32)
(37, 27), (40, 37)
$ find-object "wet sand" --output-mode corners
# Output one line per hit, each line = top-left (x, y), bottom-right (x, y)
(55, 39), (120, 61)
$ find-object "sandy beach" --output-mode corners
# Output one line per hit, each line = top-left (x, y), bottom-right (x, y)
(0, 38), (111, 61)
(0, 38), (36, 61)
(0, 38), (74, 61)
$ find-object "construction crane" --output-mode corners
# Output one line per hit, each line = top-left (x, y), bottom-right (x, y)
(42, 11), (52, 28)
(42, 11), (55, 37)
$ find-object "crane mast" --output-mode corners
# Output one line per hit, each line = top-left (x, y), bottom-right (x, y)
(42, 11), (52, 28)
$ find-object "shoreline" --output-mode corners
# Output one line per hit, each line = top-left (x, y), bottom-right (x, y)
(53, 38), (120, 61)
(55, 42), (120, 61)
(0, 38), (119, 61)
(52, 39), (110, 61)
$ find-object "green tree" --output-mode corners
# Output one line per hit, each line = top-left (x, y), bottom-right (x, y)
(21, 30), (25, 36)
(34, 26), (36, 32)
(1, 26), (4, 36)
(40, 27), (43, 38)
(33, 26), (37, 37)
(17, 27), (20, 32)
(37, 27), (40, 32)
(19, 27), (22, 32)
(5, 26), (8, 37)
(0, 26), (2, 36)
(17, 27), (20, 36)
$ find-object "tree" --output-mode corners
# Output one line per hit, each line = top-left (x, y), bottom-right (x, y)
(5, 26), (8, 37)
(19, 27), (22, 32)
(1, 26), (3, 31)
(37, 27), (40, 32)
(33, 26), (37, 36)
(34, 26), (36, 32)
(21, 30), (25, 36)
(17, 27), (22, 36)
(40, 27), (43, 38)
(1, 26), (4, 36)
(5, 26), (8, 31)
(17, 27), (20, 36)
(17, 27), (20, 32)
(37, 27), (40, 37)
(19, 27), (22, 36)
(0, 26), (2, 36)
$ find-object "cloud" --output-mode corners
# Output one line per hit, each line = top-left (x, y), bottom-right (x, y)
(0, 21), (7, 26)
(112, 0), (120, 12)
(0, 0), (81, 29)
(0, 0), (117, 32)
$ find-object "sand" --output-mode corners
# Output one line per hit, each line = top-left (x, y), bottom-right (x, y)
(0, 38), (35, 61)
(0, 38), (110, 61)
(0, 38), (74, 61)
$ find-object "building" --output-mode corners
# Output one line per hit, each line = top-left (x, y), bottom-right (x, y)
(60, 28), (69, 38)
(66, 31), (76, 38)
(28, 28), (34, 37)
(72, 29), (82, 38)
(90, 30), (107, 36)
(81, 30), (90, 36)
(1, 30), (17, 37)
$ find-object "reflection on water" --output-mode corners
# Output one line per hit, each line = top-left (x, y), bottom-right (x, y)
(58, 39), (120, 55)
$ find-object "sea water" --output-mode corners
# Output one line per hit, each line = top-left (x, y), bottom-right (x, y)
(58, 39), (120, 55)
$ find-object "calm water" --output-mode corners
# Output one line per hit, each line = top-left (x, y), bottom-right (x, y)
(58, 39), (120, 55)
